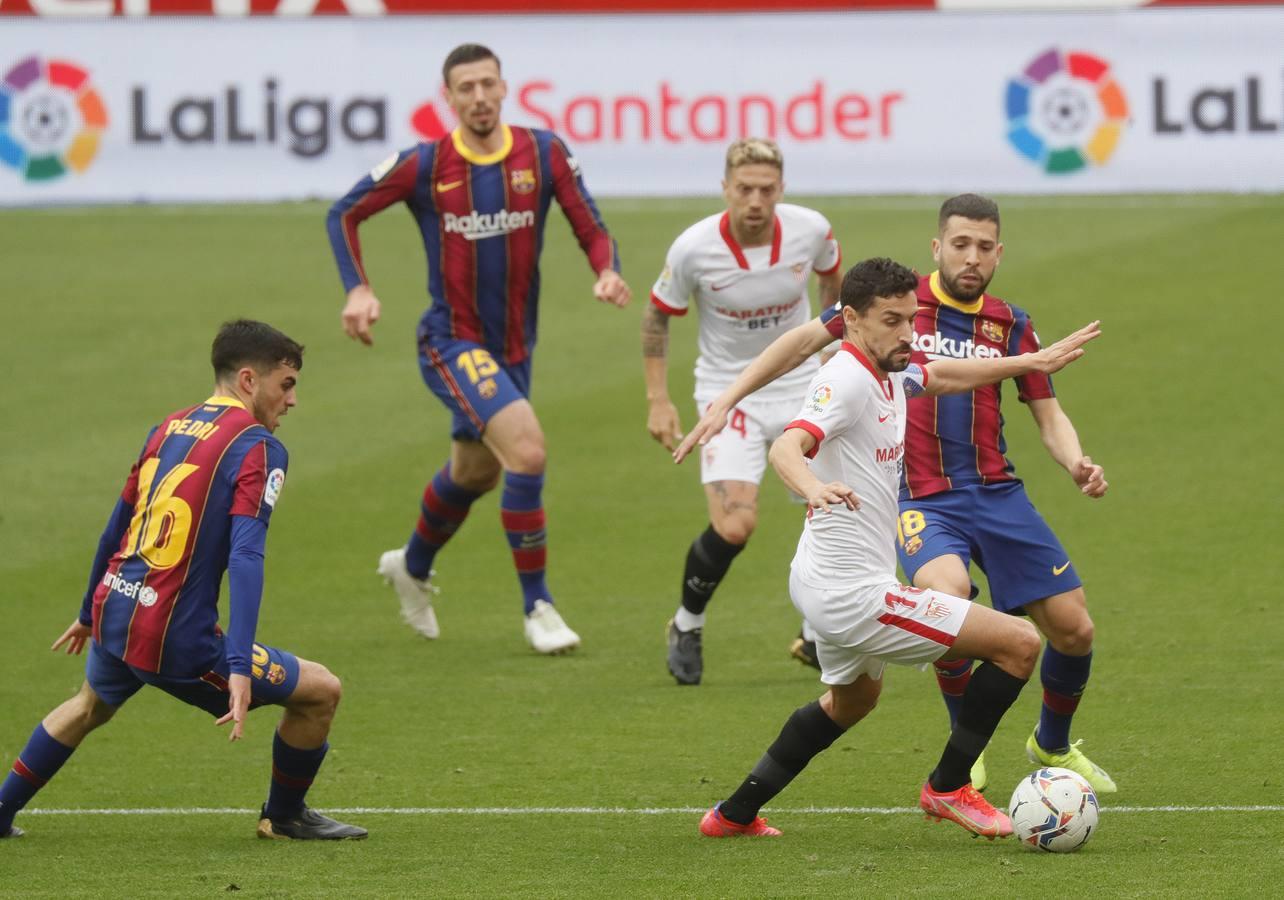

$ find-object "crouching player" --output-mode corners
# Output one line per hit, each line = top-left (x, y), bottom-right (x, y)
(0, 321), (365, 841)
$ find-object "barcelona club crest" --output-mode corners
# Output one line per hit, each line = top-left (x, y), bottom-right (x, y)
(981, 320), (1005, 343)
(510, 168), (536, 194)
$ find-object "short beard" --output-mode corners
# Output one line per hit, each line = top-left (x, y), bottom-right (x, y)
(878, 352), (911, 373)
(941, 271), (988, 302)
(465, 120), (496, 139)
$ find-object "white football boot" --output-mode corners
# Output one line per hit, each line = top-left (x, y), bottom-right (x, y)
(376, 548), (440, 639)
(524, 600), (580, 654)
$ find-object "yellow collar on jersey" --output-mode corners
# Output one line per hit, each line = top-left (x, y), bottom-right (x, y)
(204, 395), (247, 410)
(929, 270), (985, 315)
(451, 125), (513, 165)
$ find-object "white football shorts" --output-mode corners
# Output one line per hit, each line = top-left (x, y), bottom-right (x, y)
(695, 393), (800, 486)
(788, 573), (971, 686)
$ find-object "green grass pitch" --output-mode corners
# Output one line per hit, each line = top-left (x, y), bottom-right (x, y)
(1, 194), (1282, 897)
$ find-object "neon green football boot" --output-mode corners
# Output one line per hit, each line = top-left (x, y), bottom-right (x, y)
(1026, 730), (1117, 793)
(970, 750), (988, 793)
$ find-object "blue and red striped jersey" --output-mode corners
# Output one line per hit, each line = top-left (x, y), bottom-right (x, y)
(822, 272), (1054, 500)
(327, 125), (620, 365)
(91, 396), (288, 676)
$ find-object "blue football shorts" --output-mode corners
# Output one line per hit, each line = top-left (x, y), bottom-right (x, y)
(895, 480), (1081, 613)
(86, 636), (300, 715)
(419, 339), (532, 442)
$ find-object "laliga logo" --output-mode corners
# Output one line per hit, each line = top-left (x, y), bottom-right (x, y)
(0, 55), (108, 182)
(1005, 48), (1129, 175)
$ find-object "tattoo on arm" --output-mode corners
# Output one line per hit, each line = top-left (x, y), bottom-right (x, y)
(641, 304), (670, 358)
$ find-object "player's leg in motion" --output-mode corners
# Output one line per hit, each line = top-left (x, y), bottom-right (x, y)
(918, 604), (1040, 838)
(700, 676), (880, 837)
(0, 682), (118, 838)
(1023, 588), (1116, 793)
(380, 442), (497, 639)
(482, 399), (579, 654)
(257, 659), (366, 840)
(667, 481), (756, 685)
(912, 553), (986, 789)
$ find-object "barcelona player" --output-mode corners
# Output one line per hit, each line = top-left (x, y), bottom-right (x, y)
(326, 43), (631, 654)
(676, 195), (1116, 795)
(0, 321), (365, 841)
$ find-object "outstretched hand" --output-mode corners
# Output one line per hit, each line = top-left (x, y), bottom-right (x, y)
(51, 620), (91, 655)
(1031, 320), (1102, 374)
(673, 405), (729, 464)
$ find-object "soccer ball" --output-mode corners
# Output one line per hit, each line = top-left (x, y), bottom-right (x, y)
(1008, 767), (1099, 852)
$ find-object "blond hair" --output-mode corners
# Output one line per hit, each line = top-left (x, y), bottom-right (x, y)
(725, 138), (784, 176)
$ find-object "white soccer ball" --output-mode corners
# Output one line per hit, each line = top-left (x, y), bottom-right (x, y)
(1008, 767), (1099, 852)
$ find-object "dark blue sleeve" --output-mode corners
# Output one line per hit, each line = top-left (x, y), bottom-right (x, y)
(78, 496), (133, 626)
(225, 514), (268, 678)
(326, 145), (423, 293)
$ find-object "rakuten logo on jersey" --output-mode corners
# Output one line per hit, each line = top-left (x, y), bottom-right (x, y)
(912, 332), (1004, 361)
(442, 209), (535, 241)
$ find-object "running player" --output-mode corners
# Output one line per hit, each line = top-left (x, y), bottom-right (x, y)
(0, 321), (365, 841)
(677, 194), (1115, 794)
(326, 43), (631, 654)
(696, 258), (1101, 839)
(642, 138), (841, 685)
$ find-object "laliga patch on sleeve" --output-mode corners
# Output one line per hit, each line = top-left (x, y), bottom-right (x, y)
(264, 468), (286, 508)
(806, 384), (833, 414)
(370, 152), (399, 182)
(567, 155), (582, 177)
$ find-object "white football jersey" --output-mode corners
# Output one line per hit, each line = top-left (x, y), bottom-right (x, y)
(650, 203), (841, 405)
(787, 343), (929, 590)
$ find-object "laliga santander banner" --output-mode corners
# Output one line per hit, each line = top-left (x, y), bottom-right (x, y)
(0, 8), (1281, 202)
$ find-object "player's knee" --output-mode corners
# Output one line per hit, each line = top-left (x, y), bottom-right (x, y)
(824, 681), (880, 728)
(317, 669), (343, 717)
(1049, 614), (1094, 656)
(714, 515), (755, 547)
(506, 441), (546, 475)
(72, 685), (116, 731)
(1007, 621), (1042, 678)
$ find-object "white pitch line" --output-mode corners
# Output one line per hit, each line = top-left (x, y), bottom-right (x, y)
(23, 805), (1284, 816)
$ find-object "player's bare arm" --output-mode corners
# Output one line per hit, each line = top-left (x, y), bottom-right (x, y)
(767, 428), (859, 514)
(595, 269), (632, 308)
(342, 284), (383, 346)
(817, 269), (841, 309)
(642, 304), (683, 451)
(51, 620), (91, 656)
(673, 317), (833, 463)
(1028, 397), (1108, 498)
(923, 320), (1101, 396)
